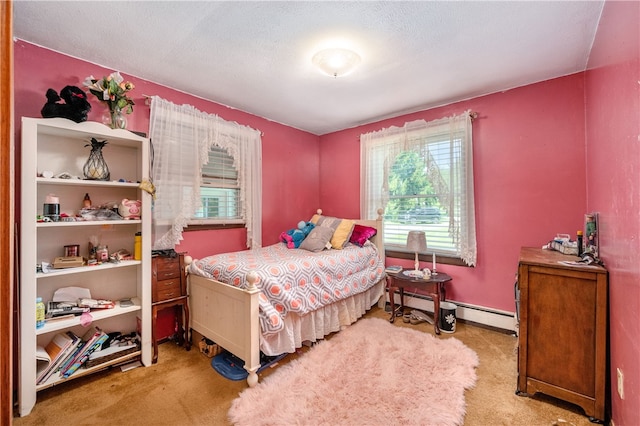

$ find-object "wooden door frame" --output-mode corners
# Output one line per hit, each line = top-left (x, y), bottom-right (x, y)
(1, 0), (14, 424)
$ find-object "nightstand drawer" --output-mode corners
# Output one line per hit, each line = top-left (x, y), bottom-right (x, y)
(154, 268), (180, 280)
(153, 257), (181, 280)
(153, 278), (181, 302)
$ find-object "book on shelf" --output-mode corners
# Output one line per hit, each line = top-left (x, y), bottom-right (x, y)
(54, 341), (86, 380)
(84, 332), (140, 368)
(88, 332), (140, 361)
(46, 300), (89, 317)
(62, 334), (109, 378)
(38, 333), (82, 384)
(55, 327), (101, 378)
(44, 313), (76, 324)
(36, 331), (80, 384)
(78, 298), (115, 309)
(88, 343), (137, 360)
(385, 265), (403, 273)
(61, 327), (108, 378)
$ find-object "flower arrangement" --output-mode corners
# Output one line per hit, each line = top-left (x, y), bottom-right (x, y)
(83, 72), (135, 128)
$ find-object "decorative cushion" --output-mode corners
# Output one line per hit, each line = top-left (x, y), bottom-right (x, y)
(299, 226), (335, 252)
(330, 219), (355, 249)
(349, 224), (377, 247)
(311, 215), (356, 250)
(316, 215), (341, 231)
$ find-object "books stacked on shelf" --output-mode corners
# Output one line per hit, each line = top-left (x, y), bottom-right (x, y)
(37, 326), (110, 385)
(36, 331), (81, 384)
(60, 326), (109, 379)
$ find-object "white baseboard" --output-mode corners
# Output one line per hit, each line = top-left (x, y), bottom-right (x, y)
(387, 291), (517, 333)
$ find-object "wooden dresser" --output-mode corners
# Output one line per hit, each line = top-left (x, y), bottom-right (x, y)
(152, 253), (191, 363)
(516, 247), (608, 423)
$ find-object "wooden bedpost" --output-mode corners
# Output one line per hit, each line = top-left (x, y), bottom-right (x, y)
(244, 271), (261, 387)
(375, 208), (386, 309)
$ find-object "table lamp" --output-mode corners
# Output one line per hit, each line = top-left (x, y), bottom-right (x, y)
(406, 231), (427, 274)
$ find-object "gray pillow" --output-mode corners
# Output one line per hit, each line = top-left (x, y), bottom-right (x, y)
(299, 226), (334, 252)
(316, 215), (341, 233)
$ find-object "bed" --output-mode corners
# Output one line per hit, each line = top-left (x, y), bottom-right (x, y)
(186, 210), (386, 387)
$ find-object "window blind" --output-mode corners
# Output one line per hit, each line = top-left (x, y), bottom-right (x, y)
(361, 111), (477, 265)
(196, 146), (241, 220)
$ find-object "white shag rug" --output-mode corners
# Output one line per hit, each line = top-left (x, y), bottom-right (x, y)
(228, 317), (479, 426)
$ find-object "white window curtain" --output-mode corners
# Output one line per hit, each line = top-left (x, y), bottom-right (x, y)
(360, 111), (477, 266)
(149, 96), (262, 250)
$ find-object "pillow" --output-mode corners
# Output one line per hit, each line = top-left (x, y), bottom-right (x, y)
(349, 224), (377, 247)
(299, 226), (334, 252)
(316, 215), (341, 232)
(312, 215), (355, 250)
(330, 219), (355, 249)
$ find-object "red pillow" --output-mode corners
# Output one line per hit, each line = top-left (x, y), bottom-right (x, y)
(349, 224), (377, 247)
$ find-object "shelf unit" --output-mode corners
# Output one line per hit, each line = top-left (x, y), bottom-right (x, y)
(19, 118), (152, 416)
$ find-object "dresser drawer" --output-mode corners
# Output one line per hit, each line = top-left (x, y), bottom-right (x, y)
(153, 278), (181, 302)
(153, 256), (181, 280)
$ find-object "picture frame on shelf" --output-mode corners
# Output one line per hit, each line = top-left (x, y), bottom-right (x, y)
(584, 212), (599, 258)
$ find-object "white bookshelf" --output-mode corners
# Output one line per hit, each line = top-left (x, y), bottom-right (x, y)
(19, 118), (152, 416)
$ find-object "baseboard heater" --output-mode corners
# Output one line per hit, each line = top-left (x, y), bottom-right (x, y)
(386, 290), (517, 334)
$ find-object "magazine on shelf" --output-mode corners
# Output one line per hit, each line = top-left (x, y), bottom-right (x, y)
(36, 331), (80, 384)
(88, 333), (140, 361)
(61, 327), (108, 378)
(38, 333), (82, 384)
(62, 334), (109, 378)
(57, 327), (102, 376)
(54, 342), (87, 380)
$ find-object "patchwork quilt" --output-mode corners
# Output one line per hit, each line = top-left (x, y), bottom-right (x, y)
(187, 242), (385, 335)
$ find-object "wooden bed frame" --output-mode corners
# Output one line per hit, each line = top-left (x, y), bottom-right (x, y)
(186, 210), (386, 387)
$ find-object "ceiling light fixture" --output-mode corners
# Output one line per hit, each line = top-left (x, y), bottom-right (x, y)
(312, 48), (361, 78)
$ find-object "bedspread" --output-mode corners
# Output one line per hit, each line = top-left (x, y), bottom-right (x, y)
(187, 242), (385, 335)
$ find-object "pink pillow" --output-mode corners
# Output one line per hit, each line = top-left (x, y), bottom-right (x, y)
(349, 224), (377, 247)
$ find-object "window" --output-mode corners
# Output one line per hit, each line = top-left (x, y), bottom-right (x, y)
(192, 146), (242, 224)
(360, 111), (476, 266)
(149, 96), (262, 250)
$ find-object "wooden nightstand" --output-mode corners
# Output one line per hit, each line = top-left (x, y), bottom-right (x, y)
(152, 253), (191, 363)
(386, 270), (453, 335)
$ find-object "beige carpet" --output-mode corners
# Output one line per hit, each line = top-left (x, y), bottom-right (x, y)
(228, 317), (478, 426)
(13, 306), (598, 426)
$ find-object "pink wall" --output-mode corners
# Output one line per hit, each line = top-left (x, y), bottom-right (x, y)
(320, 75), (588, 312)
(585, 1), (640, 424)
(13, 7), (639, 420)
(13, 40), (321, 259)
(13, 40), (321, 341)
(11, 40), (589, 315)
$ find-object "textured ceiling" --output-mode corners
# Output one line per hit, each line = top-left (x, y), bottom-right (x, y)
(13, 1), (604, 135)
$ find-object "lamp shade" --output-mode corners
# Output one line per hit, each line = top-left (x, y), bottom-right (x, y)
(406, 231), (427, 253)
